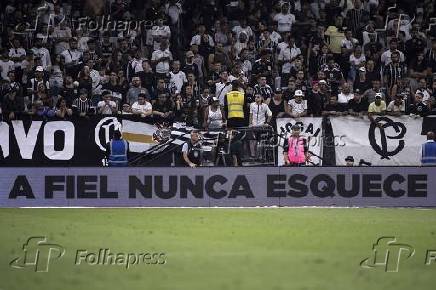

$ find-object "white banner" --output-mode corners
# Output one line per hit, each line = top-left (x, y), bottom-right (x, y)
(276, 117), (323, 166)
(330, 116), (426, 166)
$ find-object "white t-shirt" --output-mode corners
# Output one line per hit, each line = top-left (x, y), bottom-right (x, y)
(151, 49), (173, 74)
(380, 49), (405, 65)
(151, 26), (171, 50)
(278, 44), (302, 73)
(97, 100), (117, 115)
(250, 102), (272, 126)
(215, 82), (232, 106)
(337, 92), (354, 104)
(288, 99), (307, 114)
(273, 13), (296, 32)
(349, 54), (366, 66)
(61, 49), (82, 64)
(31, 47), (51, 69)
(131, 101), (152, 115)
(169, 71), (187, 93)
(0, 60), (15, 80)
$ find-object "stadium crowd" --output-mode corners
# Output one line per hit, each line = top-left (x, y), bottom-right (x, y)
(0, 0), (436, 128)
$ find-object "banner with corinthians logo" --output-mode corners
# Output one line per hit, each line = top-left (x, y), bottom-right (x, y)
(0, 115), (160, 166)
(330, 116), (427, 166)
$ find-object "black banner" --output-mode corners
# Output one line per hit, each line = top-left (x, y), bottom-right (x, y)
(0, 115), (159, 167)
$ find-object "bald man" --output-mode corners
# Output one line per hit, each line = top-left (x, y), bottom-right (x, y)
(421, 131), (436, 166)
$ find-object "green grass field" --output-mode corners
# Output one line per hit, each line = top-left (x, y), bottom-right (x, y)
(1, 208), (436, 290)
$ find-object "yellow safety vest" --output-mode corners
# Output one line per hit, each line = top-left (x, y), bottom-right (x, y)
(227, 91), (244, 119)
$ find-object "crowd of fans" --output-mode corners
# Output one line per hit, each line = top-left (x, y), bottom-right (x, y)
(1, 0), (436, 129)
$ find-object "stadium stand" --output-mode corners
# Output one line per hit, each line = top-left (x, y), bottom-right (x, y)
(0, 0), (436, 167)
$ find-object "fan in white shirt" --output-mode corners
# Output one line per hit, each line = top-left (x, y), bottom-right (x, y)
(60, 39), (82, 65)
(273, 3), (296, 33)
(0, 54), (15, 81)
(287, 90), (308, 117)
(169, 61), (187, 93)
(249, 94), (273, 126)
(151, 20), (171, 51)
(151, 40), (173, 74)
(97, 92), (117, 115)
(131, 94), (153, 117)
(278, 38), (301, 74)
(337, 83), (354, 104)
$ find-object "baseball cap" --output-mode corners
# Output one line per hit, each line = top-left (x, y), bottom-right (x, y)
(375, 93), (382, 99)
(294, 90), (304, 97)
(79, 88), (88, 95)
(186, 51), (194, 58)
(274, 87), (282, 94)
(35, 66), (44, 72)
(345, 156), (354, 162)
(319, 80), (327, 84)
(359, 67), (366, 72)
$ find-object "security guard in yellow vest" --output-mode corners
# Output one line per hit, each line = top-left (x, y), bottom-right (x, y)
(224, 80), (247, 128)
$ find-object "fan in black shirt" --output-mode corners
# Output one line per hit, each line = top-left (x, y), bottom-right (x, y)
(347, 89), (369, 116)
(409, 92), (430, 117)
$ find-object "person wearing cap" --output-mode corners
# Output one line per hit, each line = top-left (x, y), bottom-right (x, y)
(387, 94), (406, 116)
(204, 96), (225, 130)
(368, 93), (386, 122)
(287, 90), (307, 118)
(421, 131), (436, 166)
(345, 156), (355, 166)
(72, 88), (93, 116)
(131, 93), (152, 117)
(97, 91), (117, 115)
(224, 80), (247, 128)
(283, 125), (310, 166)
(106, 130), (129, 167)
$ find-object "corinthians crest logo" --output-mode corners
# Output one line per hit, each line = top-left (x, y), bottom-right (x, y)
(368, 117), (407, 160)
